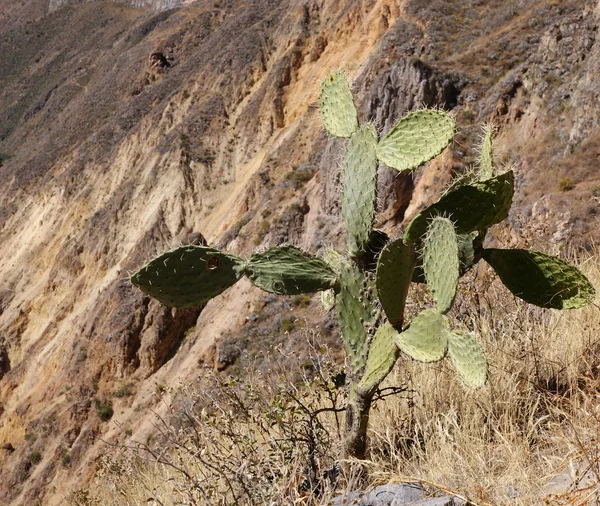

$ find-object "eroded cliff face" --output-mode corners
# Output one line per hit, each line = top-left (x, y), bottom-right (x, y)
(0, 0), (599, 503)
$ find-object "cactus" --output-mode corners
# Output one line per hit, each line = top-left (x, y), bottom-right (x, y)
(447, 330), (487, 389)
(359, 322), (399, 391)
(130, 69), (595, 464)
(341, 123), (378, 257)
(376, 109), (456, 172)
(376, 239), (415, 327)
(335, 262), (377, 372)
(482, 248), (595, 309)
(320, 70), (359, 138)
(404, 170), (514, 243)
(478, 123), (494, 181)
(422, 216), (459, 314)
(395, 309), (449, 362)
(246, 245), (336, 295)
(130, 245), (246, 307)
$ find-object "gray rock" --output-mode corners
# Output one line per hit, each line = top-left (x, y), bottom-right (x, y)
(330, 483), (466, 506)
(331, 483), (423, 506)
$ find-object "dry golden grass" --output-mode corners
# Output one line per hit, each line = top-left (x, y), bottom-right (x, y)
(74, 256), (600, 506)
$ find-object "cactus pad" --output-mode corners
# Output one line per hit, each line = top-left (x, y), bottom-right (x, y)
(479, 124), (494, 181)
(246, 245), (337, 295)
(404, 170), (514, 243)
(395, 309), (449, 362)
(447, 330), (487, 389)
(131, 245), (246, 307)
(359, 323), (399, 391)
(341, 123), (378, 257)
(320, 70), (359, 138)
(376, 109), (455, 172)
(336, 263), (376, 371)
(376, 239), (416, 327)
(482, 248), (595, 309)
(423, 217), (460, 314)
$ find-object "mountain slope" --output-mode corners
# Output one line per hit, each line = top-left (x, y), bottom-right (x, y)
(0, 0), (599, 503)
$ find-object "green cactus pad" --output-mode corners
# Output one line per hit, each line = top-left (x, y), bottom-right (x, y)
(336, 263), (375, 371)
(376, 109), (455, 172)
(131, 245), (246, 307)
(423, 217), (460, 314)
(482, 249), (595, 309)
(376, 239), (416, 327)
(447, 330), (487, 389)
(359, 323), (399, 391)
(341, 123), (379, 257)
(319, 70), (359, 138)
(395, 309), (449, 362)
(479, 124), (494, 181)
(246, 245), (337, 295)
(404, 170), (514, 243)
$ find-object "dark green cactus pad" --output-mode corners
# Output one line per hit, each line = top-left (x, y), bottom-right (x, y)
(246, 245), (337, 295)
(364, 229), (390, 270)
(482, 248), (595, 309)
(376, 109), (455, 172)
(336, 262), (376, 371)
(479, 124), (494, 181)
(457, 232), (477, 272)
(341, 123), (378, 257)
(376, 239), (416, 327)
(131, 245), (246, 307)
(359, 323), (399, 391)
(447, 330), (487, 389)
(423, 217), (460, 314)
(320, 70), (359, 138)
(395, 309), (449, 362)
(404, 170), (514, 243)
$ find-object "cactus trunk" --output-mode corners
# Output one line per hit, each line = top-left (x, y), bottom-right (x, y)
(343, 384), (374, 460)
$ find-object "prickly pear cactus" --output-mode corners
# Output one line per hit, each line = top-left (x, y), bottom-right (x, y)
(336, 262), (378, 373)
(130, 69), (595, 461)
(482, 248), (595, 309)
(376, 109), (456, 172)
(395, 309), (449, 362)
(246, 245), (337, 295)
(341, 123), (378, 257)
(478, 124), (494, 181)
(404, 170), (514, 243)
(376, 239), (415, 327)
(447, 330), (487, 389)
(359, 323), (399, 391)
(320, 70), (359, 138)
(131, 245), (246, 307)
(422, 217), (459, 314)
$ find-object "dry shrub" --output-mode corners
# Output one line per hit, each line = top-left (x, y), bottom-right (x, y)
(77, 339), (365, 506)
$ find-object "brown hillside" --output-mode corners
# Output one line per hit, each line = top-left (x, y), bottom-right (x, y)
(0, 0), (599, 503)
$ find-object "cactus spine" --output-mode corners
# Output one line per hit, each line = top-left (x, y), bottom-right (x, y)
(130, 69), (595, 463)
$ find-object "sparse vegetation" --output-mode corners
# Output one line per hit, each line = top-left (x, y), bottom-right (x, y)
(280, 316), (296, 333)
(113, 383), (134, 398)
(94, 399), (113, 422)
(558, 176), (575, 191)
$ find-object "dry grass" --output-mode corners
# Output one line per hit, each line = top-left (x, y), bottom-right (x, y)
(368, 254), (600, 505)
(73, 257), (600, 506)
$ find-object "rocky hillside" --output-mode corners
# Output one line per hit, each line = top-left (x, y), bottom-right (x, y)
(0, 0), (599, 503)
